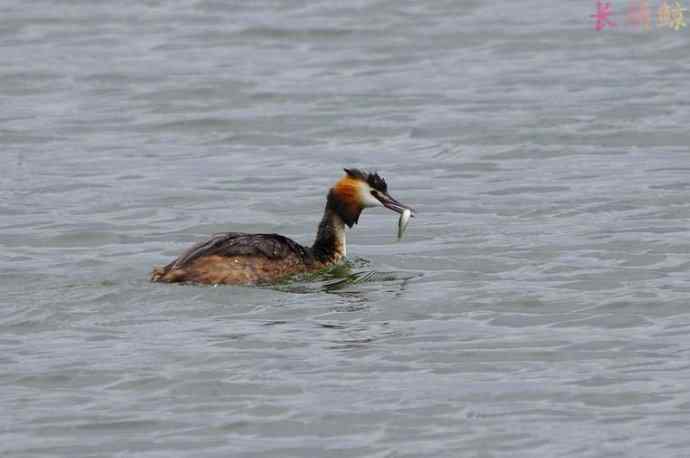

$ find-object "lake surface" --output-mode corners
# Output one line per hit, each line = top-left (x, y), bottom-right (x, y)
(2, 1), (690, 456)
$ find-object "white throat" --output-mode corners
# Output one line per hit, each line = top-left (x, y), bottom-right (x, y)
(333, 212), (347, 258)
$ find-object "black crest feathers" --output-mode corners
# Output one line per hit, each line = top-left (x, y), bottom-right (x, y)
(343, 168), (388, 193)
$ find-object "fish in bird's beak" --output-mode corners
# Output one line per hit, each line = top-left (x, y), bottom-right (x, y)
(374, 191), (415, 217)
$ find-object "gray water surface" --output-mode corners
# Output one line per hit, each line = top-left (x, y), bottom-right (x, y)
(3, 1), (690, 457)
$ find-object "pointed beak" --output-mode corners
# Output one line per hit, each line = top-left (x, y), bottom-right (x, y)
(376, 191), (415, 217)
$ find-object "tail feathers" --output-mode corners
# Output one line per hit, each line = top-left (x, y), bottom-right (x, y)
(151, 264), (190, 283)
(150, 265), (170, 282)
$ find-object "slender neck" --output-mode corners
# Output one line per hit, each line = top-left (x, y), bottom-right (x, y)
(311, 203), (347, 263)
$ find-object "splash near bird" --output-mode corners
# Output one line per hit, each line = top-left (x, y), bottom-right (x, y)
(150, 169), (415, 285)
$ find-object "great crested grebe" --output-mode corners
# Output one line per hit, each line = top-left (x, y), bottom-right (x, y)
(150, 169), (415, 285)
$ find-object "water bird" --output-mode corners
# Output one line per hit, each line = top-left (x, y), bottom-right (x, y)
(150, 169), (414, 285)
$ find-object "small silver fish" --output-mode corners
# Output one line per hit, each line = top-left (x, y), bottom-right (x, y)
(398, 208), (412, 240)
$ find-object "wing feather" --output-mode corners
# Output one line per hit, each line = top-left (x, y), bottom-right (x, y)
(167, 232), (311, 271)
